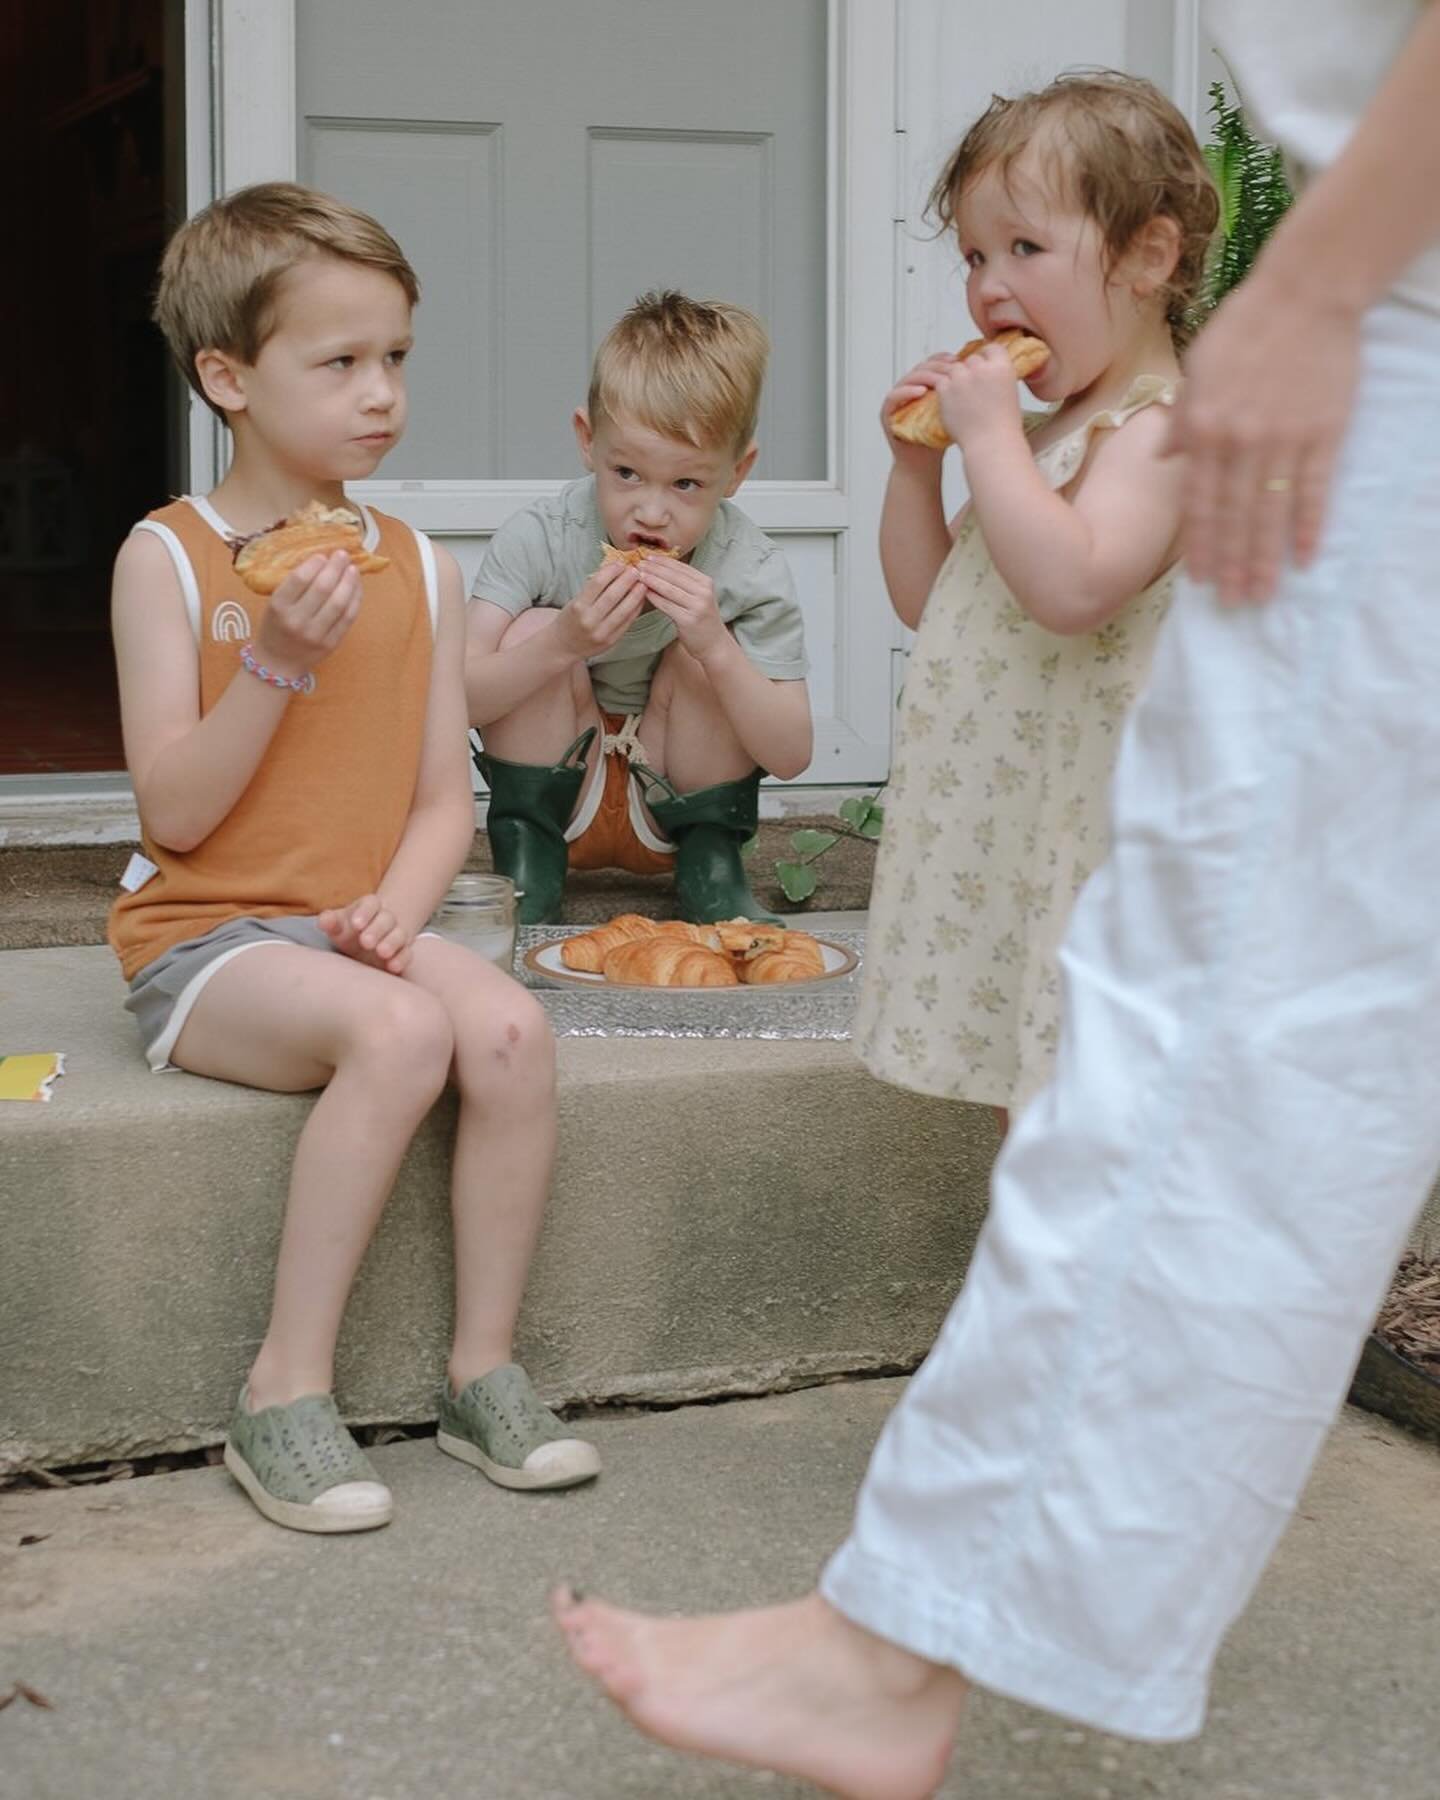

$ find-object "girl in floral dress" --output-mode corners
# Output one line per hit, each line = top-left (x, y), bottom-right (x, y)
(856, 73), (1219, 1122)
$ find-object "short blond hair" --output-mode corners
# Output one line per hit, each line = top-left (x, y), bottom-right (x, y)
(154, 181), (421, 417)
(588, 291), (769, 456)
(929, 71), (1219, 347)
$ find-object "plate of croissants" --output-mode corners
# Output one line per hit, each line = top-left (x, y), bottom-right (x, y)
(524, 914), (858, 990)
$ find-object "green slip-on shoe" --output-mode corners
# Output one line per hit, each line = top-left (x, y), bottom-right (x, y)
(224, 1390), (394, 1534)
(436, 1364), (601, 1491)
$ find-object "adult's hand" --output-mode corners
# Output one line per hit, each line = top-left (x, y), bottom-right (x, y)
(1167, 275), (1362, 605)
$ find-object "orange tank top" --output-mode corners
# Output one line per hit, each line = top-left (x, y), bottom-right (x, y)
(108, 495), (436, 981)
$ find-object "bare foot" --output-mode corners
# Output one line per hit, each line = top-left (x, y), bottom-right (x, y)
(551, 1586), (967, 1799)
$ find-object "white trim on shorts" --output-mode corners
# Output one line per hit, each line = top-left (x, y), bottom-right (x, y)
(145, 939), (291, 1072)
(559, 737), (676, 854)
(145, 927), (448, 1074)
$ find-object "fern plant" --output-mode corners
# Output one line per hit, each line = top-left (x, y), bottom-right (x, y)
(1200, 78), (1294, 314)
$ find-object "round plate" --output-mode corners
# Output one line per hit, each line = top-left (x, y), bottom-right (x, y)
(523, 936), (859, 992)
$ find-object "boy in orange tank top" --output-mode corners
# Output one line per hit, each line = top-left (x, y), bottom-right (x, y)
(109, 182), (599, 1533)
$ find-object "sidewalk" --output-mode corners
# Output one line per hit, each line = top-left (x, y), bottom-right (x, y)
(3, 1379), (1436, 1800)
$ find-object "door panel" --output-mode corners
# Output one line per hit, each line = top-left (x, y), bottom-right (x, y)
(297, 0), (827, 481)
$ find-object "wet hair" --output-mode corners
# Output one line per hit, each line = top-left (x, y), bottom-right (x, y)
(928, 71), (1219, 345)
(153, 181), (420, 418)
(588, 291), (769, 456)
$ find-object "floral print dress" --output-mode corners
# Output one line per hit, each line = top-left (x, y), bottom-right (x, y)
(855, 375), (1178, 1112)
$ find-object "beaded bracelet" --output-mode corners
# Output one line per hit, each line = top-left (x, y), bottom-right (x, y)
(239, 642), (316, 695)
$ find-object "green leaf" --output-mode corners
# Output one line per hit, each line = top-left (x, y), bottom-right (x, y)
(838, 796), (867, 829)
(790, 828), (838, 857)
(740, 834), (758, 860)
(860, 815), (884, 840)
(776, 860), (818, 902)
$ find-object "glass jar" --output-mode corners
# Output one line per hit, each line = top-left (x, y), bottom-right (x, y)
(432, 873), (518, 971)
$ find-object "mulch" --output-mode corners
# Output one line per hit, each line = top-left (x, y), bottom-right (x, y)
(1374, 1253), (1440, 1377)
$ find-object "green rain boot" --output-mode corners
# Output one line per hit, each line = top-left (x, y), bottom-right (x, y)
(473, 727), (595, 925)
(634, 763), (782, 925)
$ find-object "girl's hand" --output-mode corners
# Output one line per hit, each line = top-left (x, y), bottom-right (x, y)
(1165, 275), (1361, 605)
(319, 894), (413, 975)
(880, 353), (959, 458)
(637, 558), (728, 662)
(934, 344), (1025, 451)
(556, 560), (646, 661)
(253, 551), (362, 680)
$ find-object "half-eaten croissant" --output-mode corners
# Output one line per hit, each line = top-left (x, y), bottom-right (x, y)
(890, 330), (1050, 450)
(233, 499), (390, 595)
(600, 541), (681, 569)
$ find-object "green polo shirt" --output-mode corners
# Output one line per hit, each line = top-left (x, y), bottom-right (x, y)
(469, 476), (809, 716)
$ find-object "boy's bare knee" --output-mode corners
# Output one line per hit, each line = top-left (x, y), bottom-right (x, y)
(455, 986), (555, 1093)
(658, 630), (736, 701)
(347, 986), (453, 1092)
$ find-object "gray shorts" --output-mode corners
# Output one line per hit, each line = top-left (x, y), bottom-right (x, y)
(126, 915), (335, 1072)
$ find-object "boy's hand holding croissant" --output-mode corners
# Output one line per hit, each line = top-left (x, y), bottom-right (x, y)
(636, 557), (729, 663)
(557, 560), (646, 662)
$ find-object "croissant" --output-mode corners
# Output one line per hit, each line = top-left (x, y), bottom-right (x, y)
(742, 931), (827, 984)
(890, 330), (1051, 449)
(600, 541), (681, 568)
(233, 500), (390, 595)
(714, 918), (788, 961)
(602, 936), (739, 988)
(654, 920), (724, 952)
(560, 913), (660, 973)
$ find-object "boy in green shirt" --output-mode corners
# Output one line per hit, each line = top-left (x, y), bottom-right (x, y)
(464, 292), (813, 923)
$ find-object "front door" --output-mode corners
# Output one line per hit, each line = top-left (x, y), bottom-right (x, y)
(209, 0), (898, 787)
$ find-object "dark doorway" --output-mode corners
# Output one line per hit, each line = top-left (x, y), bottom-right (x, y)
(1, 0), (181, 776)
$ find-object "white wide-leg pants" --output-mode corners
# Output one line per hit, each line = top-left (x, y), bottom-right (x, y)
(822, 296), (1440, 1742)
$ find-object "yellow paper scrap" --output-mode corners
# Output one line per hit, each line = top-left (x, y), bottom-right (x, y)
(0, 1053), (67, 1102)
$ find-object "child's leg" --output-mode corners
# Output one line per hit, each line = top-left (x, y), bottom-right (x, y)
(401, 937), (556, 1386)
(634, 637), (777, 922)
(481, 608), (603, 786)
(477, 610), (606, 921)
(171, 945), (454, 1406)
(405, 936), (600, 1488)
(636, 635), (754, 792)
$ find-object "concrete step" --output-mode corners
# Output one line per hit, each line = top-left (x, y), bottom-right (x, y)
(4, 1383), (1436, 1799)
(0, 943), (995, 1472)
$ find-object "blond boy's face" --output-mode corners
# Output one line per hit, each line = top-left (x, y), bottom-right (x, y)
(211, 255), (414, 480)
(574, 411), (757, 561)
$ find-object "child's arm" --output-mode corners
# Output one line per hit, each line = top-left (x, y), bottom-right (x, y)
(637, 559), (813, 781)
(321, 546), (475, 973)
(878, 355), (968, 629)
(938, 348), (1181, 636)
(113, 530), (362, 852)
(464, 560), (645, 728)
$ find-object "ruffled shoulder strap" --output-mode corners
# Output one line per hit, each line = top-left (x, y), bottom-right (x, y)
(1032, 374), (1179, 492)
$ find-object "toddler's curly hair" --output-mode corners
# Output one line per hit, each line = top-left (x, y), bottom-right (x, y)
(929, 71), (1219, 346)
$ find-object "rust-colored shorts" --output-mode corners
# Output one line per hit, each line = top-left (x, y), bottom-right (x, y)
(565, 711), (676, 875)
